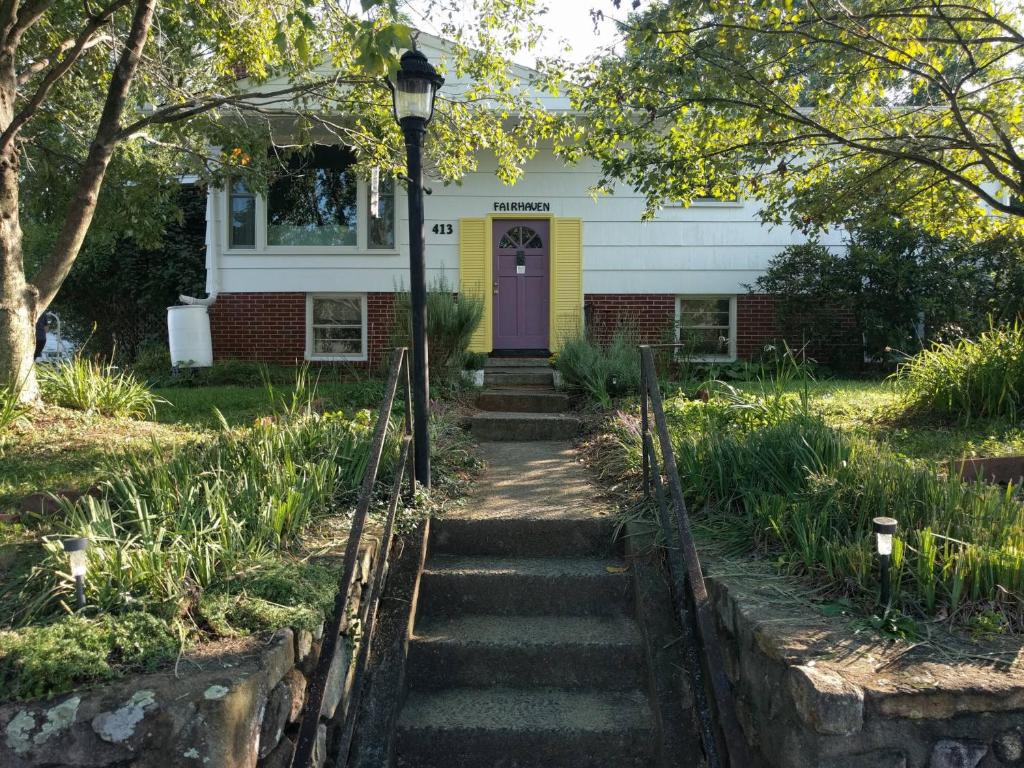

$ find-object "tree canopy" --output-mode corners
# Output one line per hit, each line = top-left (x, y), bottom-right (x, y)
(2, 0), (556, 395)
(563, 0), (1024, 237)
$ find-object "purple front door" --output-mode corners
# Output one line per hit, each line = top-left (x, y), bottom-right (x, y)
(492, 220), (550, 350)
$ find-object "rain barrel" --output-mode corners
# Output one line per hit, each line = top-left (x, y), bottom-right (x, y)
(167, 304), (213, 367)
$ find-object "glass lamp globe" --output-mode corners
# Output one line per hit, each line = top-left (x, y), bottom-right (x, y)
(391, 49), (445, 124)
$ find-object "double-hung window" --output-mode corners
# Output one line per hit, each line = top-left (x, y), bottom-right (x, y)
(306, 294), (367, 361)
(229, 180), (256, 248)
(676, 296), (737, 361)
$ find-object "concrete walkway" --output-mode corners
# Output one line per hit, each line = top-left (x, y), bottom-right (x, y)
(449, 441), (611, 521)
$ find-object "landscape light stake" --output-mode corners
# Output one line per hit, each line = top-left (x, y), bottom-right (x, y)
(873, 517), (898, 608)
(389, 49), (444, 488)
(62, 537), (89, 610)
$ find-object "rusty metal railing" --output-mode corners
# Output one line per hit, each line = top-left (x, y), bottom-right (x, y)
(291, 347), (415, 768)
(639, 344), (752, 768)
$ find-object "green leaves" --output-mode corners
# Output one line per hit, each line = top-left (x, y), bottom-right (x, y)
(564, 0), (1024, 237)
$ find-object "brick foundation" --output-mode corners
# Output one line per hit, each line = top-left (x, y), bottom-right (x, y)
(209, 292), (396, 369)
(584, 294), (677, 346)
(209, 291), (859, 370)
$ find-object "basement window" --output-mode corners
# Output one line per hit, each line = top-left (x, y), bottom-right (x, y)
(306, 294), (367, 361)
(676, 296), (737, 361)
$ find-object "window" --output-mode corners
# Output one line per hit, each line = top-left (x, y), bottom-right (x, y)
(229, 179), (256, 248)
(497, 225), (544, 249)
(368, 177), (396, 249)
(268, 145), (357, 247)
(307, 294), (367, 361)
(676, 296), (736, 360)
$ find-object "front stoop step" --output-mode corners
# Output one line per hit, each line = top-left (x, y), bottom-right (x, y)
(407, 615), (646, 690)
(485, 357), (551, 368)
(395, 687), (656, 768)
(476, 388), (569, 413)
(483, 368), (554, 387)
(418, 556), (633, 617)
(470, 412), (580, 441)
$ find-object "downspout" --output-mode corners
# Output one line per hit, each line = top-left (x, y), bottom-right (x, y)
(178, 186), (219, 306)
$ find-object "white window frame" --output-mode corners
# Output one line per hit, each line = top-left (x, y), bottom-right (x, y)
(675, 295), (738, 362)
(221, 155), (400, 256)
(305, 293), (368, 362)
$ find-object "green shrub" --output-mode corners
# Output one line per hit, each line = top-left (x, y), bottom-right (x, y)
(0, 613), (177, 700)
(894, 322), (1024, 422)
(556, 330), (641, 407)
(392, 276), (484, 378)
(462, 351), (488, 371)
(39, 357), (163, 419)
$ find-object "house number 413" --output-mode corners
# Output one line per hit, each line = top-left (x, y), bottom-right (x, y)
(431, 223), (454, 235)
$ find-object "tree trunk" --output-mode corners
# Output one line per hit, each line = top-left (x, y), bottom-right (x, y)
(0, 44), (36, 401)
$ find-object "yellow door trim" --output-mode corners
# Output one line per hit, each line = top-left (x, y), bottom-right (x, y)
(462, 214), (582, 353)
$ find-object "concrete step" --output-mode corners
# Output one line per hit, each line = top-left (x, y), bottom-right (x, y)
(407, 615), (646, 690)
(395, 687), (655, 768)
(418, 556), (633, 618)
(483, 369), (554, 387)
(485, 357), (551, 368)
(476, 388), (569, 413)
(470, 412), (581, 441)
(431, 516), (619, 558)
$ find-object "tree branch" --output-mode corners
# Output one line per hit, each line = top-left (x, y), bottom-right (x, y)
(0, 0), (132, 154)
(30, 0), (155, 309)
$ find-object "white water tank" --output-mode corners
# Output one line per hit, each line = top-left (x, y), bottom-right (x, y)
(167, 304), (213, 368)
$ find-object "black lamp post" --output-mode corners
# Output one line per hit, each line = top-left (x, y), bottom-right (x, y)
(872, 516), (898, 607)
(62, 537), (89, 610)
(390, 49), (444, 488)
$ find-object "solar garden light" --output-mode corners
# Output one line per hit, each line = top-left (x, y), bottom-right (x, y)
(389, 49), (444, 488)
(872, 517), (898, 607)
(62, 537), (89, 610)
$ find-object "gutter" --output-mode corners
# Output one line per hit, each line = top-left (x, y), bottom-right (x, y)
(178, 187), (219, 306)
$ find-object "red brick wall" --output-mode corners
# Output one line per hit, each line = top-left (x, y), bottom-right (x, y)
(209, 290), (859, 369)
(736, 293), (861, 368)
(736, 294), (782, 359)
(584, 294), (677, 346)
(209, 292), (397, 369)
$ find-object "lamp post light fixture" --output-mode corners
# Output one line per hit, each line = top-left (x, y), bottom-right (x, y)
(389, 49), (444, 488)
(62, 537), (89, 610)
(872, 516), (898, 608)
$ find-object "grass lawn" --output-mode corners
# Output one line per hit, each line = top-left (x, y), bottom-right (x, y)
(709, 378), (1024, 462)
(0, 378), (387, 508)
(152, 379), (386, 428)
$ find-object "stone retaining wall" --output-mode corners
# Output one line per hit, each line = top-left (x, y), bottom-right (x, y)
(0, 544), (377, 768)
(705, 561), (1024, 768)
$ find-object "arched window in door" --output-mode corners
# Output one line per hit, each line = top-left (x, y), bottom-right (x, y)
(498, 225), (543, 250)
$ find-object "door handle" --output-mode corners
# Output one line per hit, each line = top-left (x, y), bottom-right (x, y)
(493, 281), (499, 295)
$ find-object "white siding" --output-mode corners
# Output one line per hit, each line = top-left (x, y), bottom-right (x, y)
(212, 147), (843, 295)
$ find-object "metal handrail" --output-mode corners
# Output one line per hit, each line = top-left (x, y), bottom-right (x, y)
(639, 345), (752, 768)
(291, 347), (415, 768)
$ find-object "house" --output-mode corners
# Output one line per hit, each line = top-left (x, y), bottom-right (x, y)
(192, 35), (852, 370)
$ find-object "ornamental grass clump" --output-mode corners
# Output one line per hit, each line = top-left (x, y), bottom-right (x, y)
(606, 376), (1024, 631)
(894, 322), (1024, 422)
(18, 390), (398, 624)
(38, 355), (163, 419)
(678, 415), (1024, 625)
(556, 330), (641, 407)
